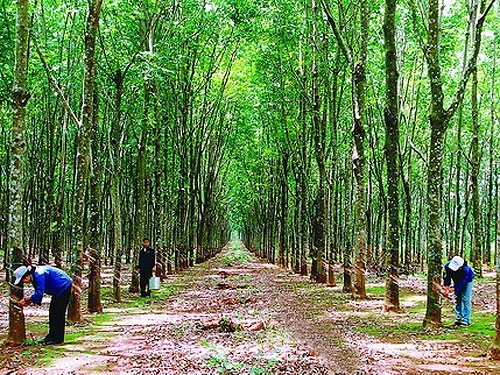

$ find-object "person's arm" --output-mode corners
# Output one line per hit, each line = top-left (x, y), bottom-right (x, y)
(152, 249), (156, 272)
(136, 250), (143, 271)
(443, 265), (452, 287)
(30, 274), (45, 305)
(17, 273), (45, 307)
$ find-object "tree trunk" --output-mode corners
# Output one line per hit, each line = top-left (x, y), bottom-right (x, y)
(278, 153), (288, 268)
(470, 63), (482, 277)
(421, 2), (449, 319)
(111, 69), (124, 302)
(352, 55), (368, 299)
(68, 0), (103, 322)
(470, 0), (487, 277)
(490, 177), (500, 358)
(310, 0), (327, 284)
(322, 0), (369, 298)
(421, 0), (494, 327)
(485, 37), (497, 266)
(88, 84), (102, 313)
(383, 0), (401, 312)
(87, 247), (102, 312)
(7, 0), (30, 346)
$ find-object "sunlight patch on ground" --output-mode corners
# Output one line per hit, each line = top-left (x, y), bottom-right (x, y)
(401, 294), (426, 308)
(29, 353), (110, 374)
(108, 312), (184, 326)
(347, 299), (385, 310)
(326, 310), (376, 319)
(365, 339), (484, 374)
(419, 363), (483, 373)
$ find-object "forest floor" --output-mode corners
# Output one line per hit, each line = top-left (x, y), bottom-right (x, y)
(0, 241), (499, 375)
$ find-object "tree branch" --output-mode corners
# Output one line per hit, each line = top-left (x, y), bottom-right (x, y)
(320, 0), (352, 64)
(446, 0), (496, 122)
(33, 38), (81, 127)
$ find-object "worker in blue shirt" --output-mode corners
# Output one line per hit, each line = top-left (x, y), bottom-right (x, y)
(442, 256), (474, 327)
(14, 265), (72, 344)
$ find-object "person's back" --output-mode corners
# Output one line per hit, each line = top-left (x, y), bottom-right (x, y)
(30, 266), (72, 305)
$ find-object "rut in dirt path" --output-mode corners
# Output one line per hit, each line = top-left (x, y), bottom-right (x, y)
(29, 240), (373, 375)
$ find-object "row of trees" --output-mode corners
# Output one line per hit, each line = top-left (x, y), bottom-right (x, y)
(226, 0), (499, 336)
(2, 0), (241, 344)
(2, 0), (500, 357)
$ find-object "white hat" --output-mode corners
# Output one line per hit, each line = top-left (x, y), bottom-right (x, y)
(13, 266), (28, 285)
(448, 256), (464, 271)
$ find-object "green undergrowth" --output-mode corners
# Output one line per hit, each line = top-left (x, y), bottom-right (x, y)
(221, 244), (251, 266)
(201, 339), (279, 374)
(291, 275), (496, 354)
(355, 311), (495, 351)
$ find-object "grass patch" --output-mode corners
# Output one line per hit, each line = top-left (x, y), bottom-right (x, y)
(289, 274), (495, 356)
(289, 280), (352, 315)
(89, 311), (115, 325)
(25, 323), (49, 340)
(221, 245), (251, 266)
(111, 281), (188, 309)
(350, 307), (495, 351)
(64, 331), (86, 343)
(201, 340), (278, 375)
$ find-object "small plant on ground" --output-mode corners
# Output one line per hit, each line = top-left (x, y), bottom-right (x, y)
(221, 245), (251, 266)
(201, 340), (278, 375)
(201, 340), (243, 374)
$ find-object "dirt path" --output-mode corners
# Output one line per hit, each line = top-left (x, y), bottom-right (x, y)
(3, 241), (498, 374)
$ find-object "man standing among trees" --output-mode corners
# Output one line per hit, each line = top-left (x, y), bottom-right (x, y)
(442, 256), (474, 327)
(135, 238), (156, 297)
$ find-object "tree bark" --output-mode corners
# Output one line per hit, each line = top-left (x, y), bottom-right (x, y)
(310, 0), (326, 284)
(383, 0), (401, 312)
(470, 0), (484, 278)
(7, 0), (30, 346)
(68, 0), (103, 322)
(351, 0), (369, 297)
(421, 0), (494, 328)
(111, 69), (124, 302)
(490, 172), (500, 359)
(322, 0), (369, 298)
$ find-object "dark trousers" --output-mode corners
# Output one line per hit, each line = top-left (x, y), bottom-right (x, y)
(140, 272), (151, 297)
(46, 285), (71, 343)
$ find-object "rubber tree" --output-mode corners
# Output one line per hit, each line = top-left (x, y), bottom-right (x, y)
(490, 195), (500, 358)
(382, 0), (401, 312)
(322, 0), (370, 299)
(67, 0), (103, 323)
(7, 0), (30, 346)
(310, 0), (327, 284)
(415, 0), (495, 327)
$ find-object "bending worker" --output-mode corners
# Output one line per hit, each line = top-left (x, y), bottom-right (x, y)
(442, 255), (474, 327)
(14, 265), (72, 345)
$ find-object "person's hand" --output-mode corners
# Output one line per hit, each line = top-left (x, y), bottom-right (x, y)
(442, 286), (453, 298)
(17, 297), (31, 307)
(152, 266), (156, 273)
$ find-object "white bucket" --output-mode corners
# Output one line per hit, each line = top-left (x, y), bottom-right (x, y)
(149, 276), (160, 290)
